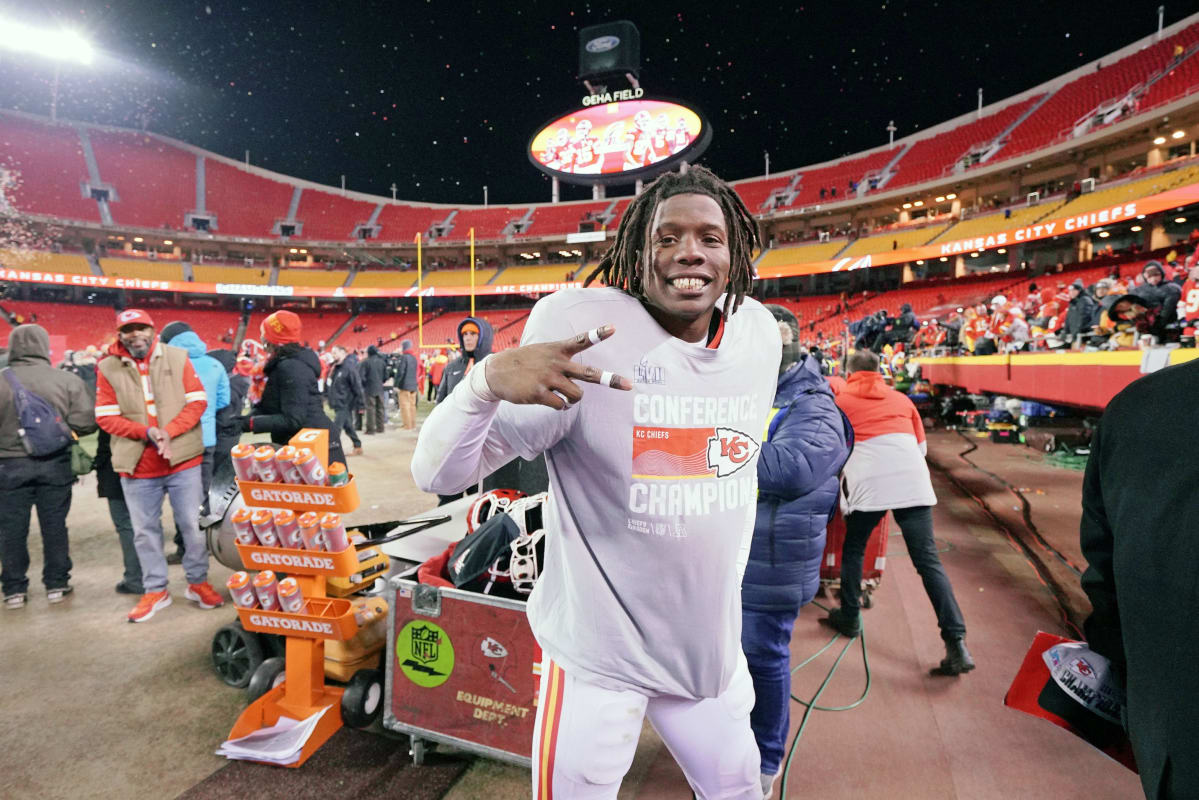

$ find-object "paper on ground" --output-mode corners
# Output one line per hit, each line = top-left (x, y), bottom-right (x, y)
(217, 705), (332, 764)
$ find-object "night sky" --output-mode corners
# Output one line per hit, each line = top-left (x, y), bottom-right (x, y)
(0, 1), (1187, 205)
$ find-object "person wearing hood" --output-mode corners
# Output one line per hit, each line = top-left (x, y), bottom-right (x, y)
(741, 306), (851, 793)
(94, 309), (224, 622)
(160, 322), (230, 562)
(396, 339), (420, 430)
(207, 348), (250, 479)
(361, 345), (387, 434)
(1135, 260), (1182, 324)
(436, 317), (494, 403)
(326, 345), (364, 456)
(243, 310), (345, 466)
(0, 324), (96, 609)
(825, 349), (975, 676)
(891, 302), (917, 344)
(1063, 280), (1100, 342)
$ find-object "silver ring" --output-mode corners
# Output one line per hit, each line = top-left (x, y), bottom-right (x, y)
(599, 370), (614, 387)
(587, 328), (603, 345)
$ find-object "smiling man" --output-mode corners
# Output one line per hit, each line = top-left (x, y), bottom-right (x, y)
(412, 166), (779, 798)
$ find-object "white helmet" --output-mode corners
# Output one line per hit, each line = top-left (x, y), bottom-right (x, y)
(506, 493), (549, 595)
(991, 295), (1007, 308)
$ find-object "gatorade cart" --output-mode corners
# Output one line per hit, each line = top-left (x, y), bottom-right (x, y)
(382, 495), (541, 767)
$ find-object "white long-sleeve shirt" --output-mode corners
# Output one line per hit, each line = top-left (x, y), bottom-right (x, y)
(411, 288), (779, 698)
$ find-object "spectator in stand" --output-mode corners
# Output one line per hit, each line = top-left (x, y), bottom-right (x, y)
(429, 349), (449, 401)
(244, 311), (346, 467)
(825, 349), (975, 675)
(94, 309), (223, 622)
(436, 318), (494, 402)
(95, 430), (142, 595)
(1023, 282), (1042, 317)
(1105, 293), (1177, 345)
(891, 303), (917, 344)
(1064, 280), (1099, 344)
(0, 324), (96, 609)
(159, 322), (229, 562)
(1134, 261), (1182, 325)
(742, 306), (850, 793)
(1005, 307), (1030, 352)
(396, 340), (420, 431)
(207, 348), (250, 479)
(327, 345), (364, 456)
(362, 346), (387, 434)
(1178, 265), (1199, 331)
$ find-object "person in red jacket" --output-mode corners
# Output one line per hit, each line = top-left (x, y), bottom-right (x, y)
(823, 349), (974, 675)
(94, 309), (224, 623)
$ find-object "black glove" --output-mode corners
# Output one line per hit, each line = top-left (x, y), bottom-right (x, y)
(237, 415), (254, 433)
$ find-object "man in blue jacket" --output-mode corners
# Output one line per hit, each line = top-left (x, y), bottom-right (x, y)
(742, 305), (850, 797)
(160, 322), (229, 561)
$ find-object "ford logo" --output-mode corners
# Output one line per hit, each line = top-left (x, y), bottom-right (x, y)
(585, 35), (620, 53)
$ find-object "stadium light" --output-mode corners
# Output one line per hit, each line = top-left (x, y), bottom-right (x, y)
(1098, 231), (1111, 238)
(997, 248), (1007, 254)
(935, 196), (945, 203)
(1131, 225), (1143, 232)
(1175, 217), (1187, 223)
(946, 193), (957, 200)
(902, 202), (912, 209)
(0, 18), (94, 65)
(1173, 130), (1186, 139)
(1153, 136), (1167, 145)
(913, 200), (924, 207)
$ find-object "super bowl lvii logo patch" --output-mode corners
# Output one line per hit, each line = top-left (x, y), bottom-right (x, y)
(398, 620), (455, 688)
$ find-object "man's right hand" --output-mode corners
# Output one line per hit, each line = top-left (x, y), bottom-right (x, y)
(483, 324), (632, 410)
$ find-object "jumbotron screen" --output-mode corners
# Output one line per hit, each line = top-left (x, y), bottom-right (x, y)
(528, 98), (710, 185)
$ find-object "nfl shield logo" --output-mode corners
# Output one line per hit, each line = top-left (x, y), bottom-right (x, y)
(410, 624), (440, 663)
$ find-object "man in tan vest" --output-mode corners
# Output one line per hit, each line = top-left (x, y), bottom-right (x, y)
(95, 309), (224, 622)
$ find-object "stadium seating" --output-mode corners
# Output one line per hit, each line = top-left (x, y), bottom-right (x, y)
(275, 268), (351, 288)
(788, 149), (896, 208)
(348, 270), (417, 289)
(100, 258), (185, 282)
(294, 191), (376, 241)
(732, 175), (794, 213)
(1001, 23), (1199, 160)
(887, 96), (1043, 190)
(0, 114), (99, 222)
(245, 309), (350, 349)
(1053, 163), (1199, 217)
(443, 207), (522, 241)
(375, 204), (452, 242)
(90, 130), (195, 230)
(491, 264), (582, 285)
(1141, 50), (1199, 111)
(204, 159), (294, 238)
(0, 300), (121, 352)
(932, 200), (1068, 243)
(0, 250), (93, 274)
(191, 264), (271, 285)
(524, 201), (609, 236)
(838, 223), (950, 258)
(411, 267), (499, 288)
(756, 240), (850, 270)
(337, 311), (419, 351)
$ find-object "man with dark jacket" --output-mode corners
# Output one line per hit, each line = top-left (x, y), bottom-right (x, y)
(396, 339), (420, 430)
(0, 324), (96, 609)
(362, 345), (387, 434)
(890, 302), (918, 345)
(742, 306), (850, 795)
(244, 310), (345, 466)
(1134, 260), (1182, 325)
(1080, 359), (1199, 798)
(327, 345), (364, 455)
(436, 317), (494, 402)
(207, 348), (250, 480)
(95, 430), (142, 595)
(1064, 279), (1099, 341)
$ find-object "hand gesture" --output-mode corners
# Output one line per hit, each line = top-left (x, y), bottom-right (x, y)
(483, 324), (632, 410)
(146, 426), (173, 460)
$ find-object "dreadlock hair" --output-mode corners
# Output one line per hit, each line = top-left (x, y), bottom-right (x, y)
(584, 164), (761, 319)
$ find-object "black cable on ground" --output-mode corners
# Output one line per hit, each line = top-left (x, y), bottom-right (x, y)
(928, 431), (1083, 639)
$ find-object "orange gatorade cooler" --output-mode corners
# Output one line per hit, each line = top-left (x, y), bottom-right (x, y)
(295, 449), (327, 486)
(226, 571), (257, 608)
(252, 570), (280, 611)
(274, 445), (304, 484)
(320, 513), (350, 552)
(231, 443), (257, 482)
(250, 509), (279, 547)
(327, 462), (349, 487)
(253, 445), (282, 483)
(298, 511), (324, 551)
(230, 507), (257, 545)
(277, 577), (304, 614)
(273, 509), (303, 549)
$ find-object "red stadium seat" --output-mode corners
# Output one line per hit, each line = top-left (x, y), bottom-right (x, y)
(90, 130), (195, 230)
(0, 113), (100, 222)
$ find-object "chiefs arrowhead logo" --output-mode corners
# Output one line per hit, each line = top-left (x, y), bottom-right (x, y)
(706, 427), (759, 478)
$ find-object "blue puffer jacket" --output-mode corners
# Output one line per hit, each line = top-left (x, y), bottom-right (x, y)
(742, 354), (851, 612)
(170, 331), (230, 448)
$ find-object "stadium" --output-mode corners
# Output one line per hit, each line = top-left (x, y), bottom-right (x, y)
(2, 6), (1197, 799)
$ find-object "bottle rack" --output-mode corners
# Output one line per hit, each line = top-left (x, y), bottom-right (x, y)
(225, 428), (360, 768)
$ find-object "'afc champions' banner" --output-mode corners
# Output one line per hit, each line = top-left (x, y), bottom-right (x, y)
(4, 182), (1198, 297)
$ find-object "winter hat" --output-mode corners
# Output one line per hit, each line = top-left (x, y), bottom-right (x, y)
(116, 308), (154, 330)
(764, 304), (801, 375)
(260, 310), (302, 345)
(160, 321), (193, 343)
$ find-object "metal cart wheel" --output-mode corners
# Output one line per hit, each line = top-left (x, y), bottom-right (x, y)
(211, 621), (264, 689)
(340, 669), (384, 729)
(246, 657), (287, 702)
(410, 736), (426, 766)
(862, 591), (874, 609)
